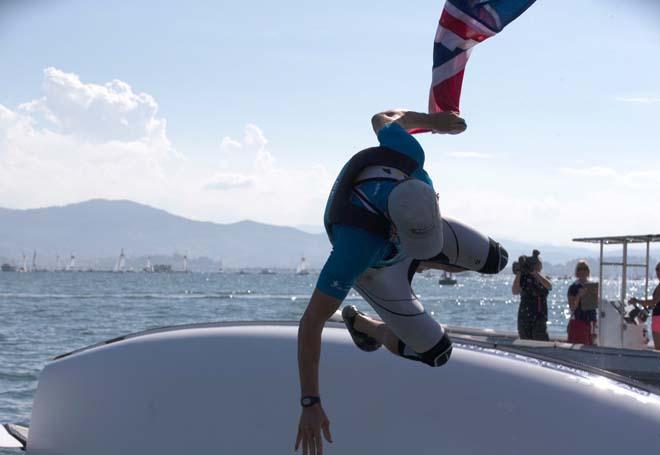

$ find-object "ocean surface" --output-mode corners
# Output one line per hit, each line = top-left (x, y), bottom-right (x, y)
(0, 270), (655, 451)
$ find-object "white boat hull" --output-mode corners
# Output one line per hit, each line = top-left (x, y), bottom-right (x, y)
(18, 323), (660, 454)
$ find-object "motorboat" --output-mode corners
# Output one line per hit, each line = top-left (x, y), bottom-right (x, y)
(438, 271), (457, 286)
(445, 325), (660, 387)
(2, 319), (660, 454)
(444, 234), (660, 388)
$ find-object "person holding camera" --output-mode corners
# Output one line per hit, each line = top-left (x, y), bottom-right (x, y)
(567, 261), (597, 345)
(511, 250), (552, 341)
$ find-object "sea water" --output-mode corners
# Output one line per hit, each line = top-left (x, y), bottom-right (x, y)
(0, 270), (653, 446)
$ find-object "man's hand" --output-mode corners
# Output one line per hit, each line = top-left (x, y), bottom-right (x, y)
(295, 404), (333, 455)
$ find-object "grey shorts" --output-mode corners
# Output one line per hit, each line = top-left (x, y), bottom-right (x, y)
(354, 257), (445, 357)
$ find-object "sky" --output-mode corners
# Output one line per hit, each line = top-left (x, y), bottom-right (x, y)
(1, 0), (659, 245)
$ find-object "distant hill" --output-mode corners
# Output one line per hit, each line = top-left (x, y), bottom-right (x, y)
(0, 200), (330, 268)
(0, 199), (636, 271)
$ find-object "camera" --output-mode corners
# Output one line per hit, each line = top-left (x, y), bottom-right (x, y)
(512, 249), (540, 275)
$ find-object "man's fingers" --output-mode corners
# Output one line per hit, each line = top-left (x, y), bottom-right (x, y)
(302, 434), (309, 455)
(322, 421), (333, 443)
(315, 431), (323, 455)
(304, 429), (316, 455)
(310, 434), (318, 455)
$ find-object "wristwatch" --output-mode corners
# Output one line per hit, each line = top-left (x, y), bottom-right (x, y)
(300, 396), (321, 408)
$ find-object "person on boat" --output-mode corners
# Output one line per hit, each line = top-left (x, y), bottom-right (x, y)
(566, 260), (597, 345)
(295, 109), (509, 454)
(629, 262), (660, 350)
(512, 250), (552, 341)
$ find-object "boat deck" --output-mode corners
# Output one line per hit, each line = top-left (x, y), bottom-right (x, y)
(445, 325), (660, 389)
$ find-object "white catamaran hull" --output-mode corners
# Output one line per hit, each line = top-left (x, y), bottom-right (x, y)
(6, 322), (660, 454)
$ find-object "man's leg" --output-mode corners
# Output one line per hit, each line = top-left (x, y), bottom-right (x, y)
(518, 309), (533, 339)
(652, 331), (660, 350)
(351, 258), (452, 367)
(532, 318), (550, 341)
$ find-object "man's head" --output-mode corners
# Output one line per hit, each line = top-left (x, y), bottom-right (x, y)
(575, 260), (590, 281)
(387, 179), (443, 260)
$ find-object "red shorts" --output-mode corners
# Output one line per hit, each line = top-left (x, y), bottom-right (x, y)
(567, 319), (594, 345)
(652, 316), (660, 333)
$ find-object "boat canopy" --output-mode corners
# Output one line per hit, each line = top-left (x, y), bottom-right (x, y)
(573, 234), (660, 245)
(573, 233), (660, 348)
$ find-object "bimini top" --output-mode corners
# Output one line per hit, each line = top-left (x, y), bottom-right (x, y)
(573, 234), (660, 245)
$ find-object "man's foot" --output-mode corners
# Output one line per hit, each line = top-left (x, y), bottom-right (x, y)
(342, 305), (382, 352)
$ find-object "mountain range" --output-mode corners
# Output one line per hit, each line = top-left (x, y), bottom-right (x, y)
(0, 199), (620, 269)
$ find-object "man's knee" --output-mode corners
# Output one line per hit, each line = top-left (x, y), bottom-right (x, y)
(399, 333), (453, 367)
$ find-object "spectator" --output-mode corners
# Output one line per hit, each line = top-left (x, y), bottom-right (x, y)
(629, 262), (660, 350)
(567, 261), (597, 345)
(512, 250), (553, 341)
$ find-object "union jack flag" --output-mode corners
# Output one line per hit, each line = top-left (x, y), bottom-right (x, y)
(428, 0), (537, 114)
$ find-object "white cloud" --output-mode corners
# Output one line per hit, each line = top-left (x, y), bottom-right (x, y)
(560, 166), (660, 188)
(220, 137), (242, 150)
(19, 67), (168, 144)
(560, 166), (617, 178)
(615, 96), (660, 105)
(205, 173), (256, 191)
(446, 151), (492, 159)
(0, 68), (333, 226)
(200, 124), (331, 222)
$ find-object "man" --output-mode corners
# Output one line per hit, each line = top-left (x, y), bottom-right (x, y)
(295, 109), (509, 455)
(512, 250), (552, 341)
(567, 260), (597, 345)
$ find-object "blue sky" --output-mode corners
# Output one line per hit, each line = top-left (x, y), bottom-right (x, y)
(1, 0), (659, 244)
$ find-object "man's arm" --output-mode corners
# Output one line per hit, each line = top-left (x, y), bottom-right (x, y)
(371, 109), (466, 135)
(568, 287), (585, 312)
(298, 289), (342, 397)
(534, 272), (553, 291)
(512, 273), (521, 295)
(295, 289), (341, 453)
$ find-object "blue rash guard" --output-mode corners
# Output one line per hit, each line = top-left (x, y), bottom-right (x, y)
(316, 123), (435, 300)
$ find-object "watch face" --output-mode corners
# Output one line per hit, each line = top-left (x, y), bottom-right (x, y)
(301, 396), (319, 407)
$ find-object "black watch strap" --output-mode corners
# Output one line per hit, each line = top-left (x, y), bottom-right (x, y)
(300, 396), (321, 408)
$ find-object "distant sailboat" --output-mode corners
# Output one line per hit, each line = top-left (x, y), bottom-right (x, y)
(19, 253), (28, 273)
(114, 249), (126, 272)
(66, 254), (76, 272)
(143, 257), (154, 273)
(438, 271), (457, 286)
(182, 254), (189, 273)
(31, 250), (37, 272)
(296, 257), (309, 276)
